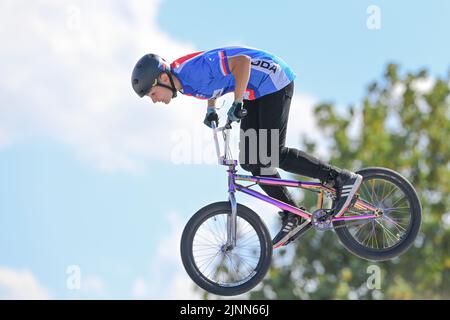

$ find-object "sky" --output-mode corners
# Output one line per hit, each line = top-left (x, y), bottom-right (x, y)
(0, 0), (449, 299)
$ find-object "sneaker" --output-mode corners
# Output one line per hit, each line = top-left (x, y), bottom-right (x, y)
(334, 170), (363, 217)
(272, 214), (303, 248)
(277, 206), (307, 221)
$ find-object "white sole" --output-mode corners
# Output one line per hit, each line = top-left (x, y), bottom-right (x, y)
(335, 174), (363, 217)
(273, 219), (311, 248)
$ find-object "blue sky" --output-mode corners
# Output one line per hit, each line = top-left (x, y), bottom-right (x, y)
(0, 0), (449, 299)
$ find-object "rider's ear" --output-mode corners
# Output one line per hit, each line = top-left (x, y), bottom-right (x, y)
(159, 72), (168, 83)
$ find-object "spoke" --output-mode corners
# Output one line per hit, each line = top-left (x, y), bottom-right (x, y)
(225, 253), (240, 282)
(237, 235), (259, 248)
(380, 180), (388, 206)
(193, 251), (223, 258)
(236, 241), (260, 248)
(232, 251), (259, 260)
(387, 216), (411, 224)
(361, 182), (372, 204)
(194, 241), (222, 253)
(370, 180), (377, 205)
(195, 251), (221, 264)
(361, 222), (374, 247)
(208, 218), (225, 245)
(197, 223), (219, 246)
(211, 256), (225, 283)
(387, 194), (407, 210)
(237, 231), (257, 244)
(360, 180), (382, 207)
(195, 231), (217, 245)
(238, 220), (253, 235)
(198, 250), (221, 274)
(382, 206), (410, 211)
(382, 215), (408, 233)
(375, 220), (399, 245)
(351, 221), (370, 238)
(378, 184), (398, 206)
(207, 254), (225, 281)
(233, 253), (256, 275)
(374, 180), (384, 204)
(372, 223), (379, 249)
(193, 243), (220, 248)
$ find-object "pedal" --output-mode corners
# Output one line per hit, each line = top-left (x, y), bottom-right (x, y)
(312, 209), (334, 231)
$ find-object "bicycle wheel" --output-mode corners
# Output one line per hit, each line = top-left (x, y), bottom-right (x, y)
(180, 201), (272, 296)
(333, 167), (422, 261)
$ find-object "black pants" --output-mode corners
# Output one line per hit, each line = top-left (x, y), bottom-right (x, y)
(239, 81), (340, 207)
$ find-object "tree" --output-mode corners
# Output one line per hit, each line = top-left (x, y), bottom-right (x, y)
(249, 64), (450, 299)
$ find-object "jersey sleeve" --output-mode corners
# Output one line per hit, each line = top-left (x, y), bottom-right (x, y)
(202, 50), (232, 78)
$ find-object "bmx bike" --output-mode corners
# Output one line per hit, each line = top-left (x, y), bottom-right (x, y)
(180, 116), (422, 296)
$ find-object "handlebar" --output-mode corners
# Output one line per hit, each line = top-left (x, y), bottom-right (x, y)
(210, 105), (247, 165)
(224, 105), (248, 128)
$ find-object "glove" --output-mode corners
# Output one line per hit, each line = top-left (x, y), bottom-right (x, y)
(227, 102), (247, 122)
(203, 107), (219, 128)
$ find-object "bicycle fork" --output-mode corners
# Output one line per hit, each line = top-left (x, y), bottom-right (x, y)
(225, 166), (237, 250)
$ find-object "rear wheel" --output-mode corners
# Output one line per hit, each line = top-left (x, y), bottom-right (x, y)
(333, 167), (422, 261)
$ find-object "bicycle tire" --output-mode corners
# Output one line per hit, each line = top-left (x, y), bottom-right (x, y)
(333, 167), (422, 261)
(180, 201), (272, 296)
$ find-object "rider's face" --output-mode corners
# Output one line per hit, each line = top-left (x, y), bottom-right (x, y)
(146, 74), (173, 105)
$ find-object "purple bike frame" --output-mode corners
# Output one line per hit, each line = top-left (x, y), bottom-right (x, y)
(211, 120), (380, 249)
(228, 170), (379, 222)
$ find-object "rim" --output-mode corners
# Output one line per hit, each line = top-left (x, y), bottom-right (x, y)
(192, 212), (262, 287)
(344, 178), (412, 250)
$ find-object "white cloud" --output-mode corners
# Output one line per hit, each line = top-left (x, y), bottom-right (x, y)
(0, 266), (50, 299)
(131, 277), (150, 299)
(81, 275), (105, 296)
(411, 77), (435, 94)
(156, 211), (185, 265)
(0, 0), (202, 173)
(165, 272), (203, 300)
(131, 210), (202, 300)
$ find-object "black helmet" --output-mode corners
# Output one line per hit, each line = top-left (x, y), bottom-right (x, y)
(131, 54), (175, 98)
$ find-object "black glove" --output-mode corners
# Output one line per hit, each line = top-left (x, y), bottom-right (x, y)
(203, 107), (219, 128)
(227, 102), (247, 122)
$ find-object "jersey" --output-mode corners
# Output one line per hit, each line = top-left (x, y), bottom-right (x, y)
(170, 46), (296, 101)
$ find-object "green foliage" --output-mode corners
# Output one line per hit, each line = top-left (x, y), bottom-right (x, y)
(250, 64), (450, 300)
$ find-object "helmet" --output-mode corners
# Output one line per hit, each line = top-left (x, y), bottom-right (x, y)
(131, 54), (170, 98)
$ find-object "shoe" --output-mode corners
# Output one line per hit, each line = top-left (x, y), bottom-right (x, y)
(277, 206), (307, 220)
(334, 170), (363, 217)
(272, 213), (304, 248)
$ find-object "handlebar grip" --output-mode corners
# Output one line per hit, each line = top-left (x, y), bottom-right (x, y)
(236, 108), (247, 119)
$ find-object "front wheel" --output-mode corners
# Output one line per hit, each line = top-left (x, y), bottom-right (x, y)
(334, 167), (422, 261)
(180, 201), (272, 296)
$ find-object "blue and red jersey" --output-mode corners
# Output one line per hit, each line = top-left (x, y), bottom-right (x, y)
(170, 46), (296, 101)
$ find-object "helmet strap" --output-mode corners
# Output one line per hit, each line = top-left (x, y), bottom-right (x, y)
(156, 71), (178, 98)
